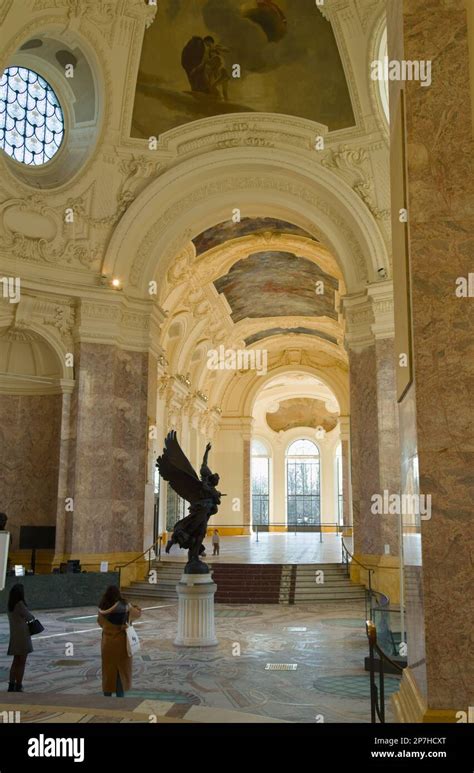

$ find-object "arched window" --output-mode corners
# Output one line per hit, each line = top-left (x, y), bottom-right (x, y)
(286, 439), (320, 527)
(251, 438), (270, 526)
(335, 443), (343, 526)
(0, 66), (64, 165)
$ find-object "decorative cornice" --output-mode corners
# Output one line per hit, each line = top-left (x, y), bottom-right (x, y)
(342, 292), (375, 352)
(342, 280), (395, 351)
(74, 295), (166, 355)
(368, 280), (395, 340)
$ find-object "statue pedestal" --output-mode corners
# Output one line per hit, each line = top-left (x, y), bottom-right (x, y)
(174, 573), (218, 647)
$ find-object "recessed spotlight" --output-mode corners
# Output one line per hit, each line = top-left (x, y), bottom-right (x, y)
(111, 278), (121, 289)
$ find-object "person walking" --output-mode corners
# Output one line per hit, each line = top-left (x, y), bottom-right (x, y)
(212, 529), (220, 556)
(97, 585), (141, 698)
(6, 584), (35, 692)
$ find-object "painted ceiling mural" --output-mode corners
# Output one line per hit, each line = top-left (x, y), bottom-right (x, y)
(214, 251), (339, 321)
(193, 217), (319, 255)
(266, 397), (339, 433)
(131, 0), (355, 138)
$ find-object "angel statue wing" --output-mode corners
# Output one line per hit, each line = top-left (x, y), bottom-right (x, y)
(156, 431), (203, 504)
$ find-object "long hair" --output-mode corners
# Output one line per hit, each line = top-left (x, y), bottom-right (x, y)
(99, 585), (126, 611)
(8, 583), (25, 612)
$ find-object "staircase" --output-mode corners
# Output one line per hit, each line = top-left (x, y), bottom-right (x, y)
(293, 564), (366, 603)
(124, 560), (366, 605)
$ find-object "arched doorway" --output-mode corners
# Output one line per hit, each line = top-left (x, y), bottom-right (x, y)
(286, 438), (321, 528)
(251, 437), (271, 528)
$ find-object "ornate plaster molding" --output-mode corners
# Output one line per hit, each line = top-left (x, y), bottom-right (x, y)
(127, 171), (372, 291)
(322, 144), (390, 221)
(342, 280), (395, 351)
(0, 194), (97, 267)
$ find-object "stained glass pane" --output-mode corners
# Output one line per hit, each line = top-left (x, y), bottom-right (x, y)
(0, 66), (64, 165)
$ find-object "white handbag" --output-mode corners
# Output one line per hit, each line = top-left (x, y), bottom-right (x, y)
(125, 611), (140, 657)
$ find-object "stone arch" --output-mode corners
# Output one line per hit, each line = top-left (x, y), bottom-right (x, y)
(104, 148), (389, 296)
(0, 322), (71, 387)
(222, 362), (348, 419)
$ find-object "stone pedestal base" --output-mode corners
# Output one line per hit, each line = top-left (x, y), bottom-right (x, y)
(174, 573), (218, 647)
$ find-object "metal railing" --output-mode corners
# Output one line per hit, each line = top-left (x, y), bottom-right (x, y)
(254, 521), (344, 543)
(366, 619), (404, 723)
(114, 535), (162, 587)
(341, 537), (376, 618)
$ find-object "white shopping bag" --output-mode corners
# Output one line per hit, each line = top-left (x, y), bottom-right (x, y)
(126, 623), (140, 657)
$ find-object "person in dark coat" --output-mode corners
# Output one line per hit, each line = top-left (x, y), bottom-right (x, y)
(7, 584), (35, 692)
(97, 585), (141, 697)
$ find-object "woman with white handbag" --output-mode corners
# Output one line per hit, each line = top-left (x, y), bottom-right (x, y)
(97, 585), (141, 697)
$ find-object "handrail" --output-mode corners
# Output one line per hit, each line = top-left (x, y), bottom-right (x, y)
(114, 536), (163, 588)
(253, 521), (343, 544)
(366, 620), (404, 723)
(341, 537), (396, 619)
(341, 536), (375, 618)
(341, 536), (372, 571)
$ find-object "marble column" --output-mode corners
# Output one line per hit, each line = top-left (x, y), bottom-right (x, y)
(343, 283), (401, 600)
(54, 385), (75, 556)
(388, 0), (474, 720)
(143, 352), (158, 550)
(339, 416), (352, 533)
(64, 342), (149, 558)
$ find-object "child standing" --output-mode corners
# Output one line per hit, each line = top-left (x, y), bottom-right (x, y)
(212, 529), (220, 556)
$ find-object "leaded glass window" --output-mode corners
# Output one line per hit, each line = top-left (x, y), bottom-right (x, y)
(251, 438), (270, 526)
(286, 439), (320, 526)
(0, 66), (64, 165)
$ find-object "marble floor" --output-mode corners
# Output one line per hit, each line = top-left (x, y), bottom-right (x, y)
(162, 532), (351, 565)
(0, 597), (399, 724)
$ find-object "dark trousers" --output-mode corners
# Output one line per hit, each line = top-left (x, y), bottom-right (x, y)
(9, 654), (27, 685)
(213, 544), (219, 555)
(104, 671), (124, 697)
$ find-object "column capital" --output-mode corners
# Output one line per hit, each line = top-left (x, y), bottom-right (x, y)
(342, 281), (395, 352)
(341, 291), (374, 352)
(367, 280), (395, 341)
(339, 414), (351, 440)
(75, 293), (166, 358)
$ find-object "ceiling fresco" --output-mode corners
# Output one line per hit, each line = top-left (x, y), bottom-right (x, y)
(214, 251), (339, 321)
(193, 217), (319, 255)
(266, 397), (339, 433)
(245, 327), (338, 347)
(131, 0), (355, 138)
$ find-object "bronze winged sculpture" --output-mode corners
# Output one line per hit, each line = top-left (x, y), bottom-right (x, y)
(156, 431), (224, 574)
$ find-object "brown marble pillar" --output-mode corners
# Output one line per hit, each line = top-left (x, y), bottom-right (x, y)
(339, 416), (352, 533)
(388, 0), (474, 720)
(54, 387), (75, 557)
(343, 284), (401, 601)
(60, 342), (149, 560)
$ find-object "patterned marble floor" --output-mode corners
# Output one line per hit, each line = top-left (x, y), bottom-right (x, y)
(162, 532), (351, 564)
(0, 597), (399, 724)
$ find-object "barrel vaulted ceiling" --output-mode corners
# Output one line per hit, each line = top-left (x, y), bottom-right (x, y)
(214, 251), (339, 321)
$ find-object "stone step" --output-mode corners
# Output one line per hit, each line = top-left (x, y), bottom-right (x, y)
(122, 561), (364, 605)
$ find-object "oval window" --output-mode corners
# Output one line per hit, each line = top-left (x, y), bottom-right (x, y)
(0, 66), (64, 165)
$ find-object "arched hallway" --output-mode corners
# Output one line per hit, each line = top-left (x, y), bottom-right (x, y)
(0, 0), (473, 747)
